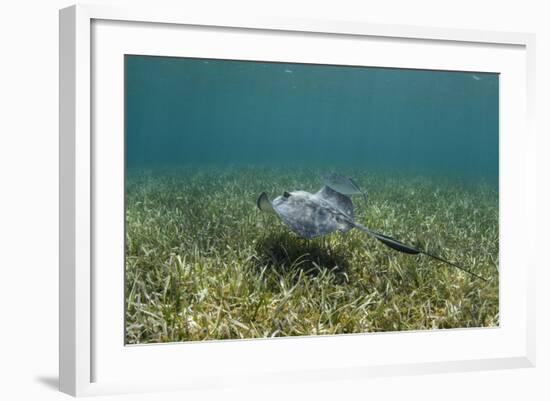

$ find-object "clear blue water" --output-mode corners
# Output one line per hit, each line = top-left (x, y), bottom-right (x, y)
(125, 55), (498, 184)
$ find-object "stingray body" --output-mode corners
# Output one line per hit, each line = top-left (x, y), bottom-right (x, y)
(257, 174), (486, 281)
(262, 186), (354, 239)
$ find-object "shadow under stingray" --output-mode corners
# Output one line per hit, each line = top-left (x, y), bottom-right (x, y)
(254, 232), (350, 283)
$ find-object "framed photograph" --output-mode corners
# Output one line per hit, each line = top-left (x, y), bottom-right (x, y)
(59, 4), (536, 396)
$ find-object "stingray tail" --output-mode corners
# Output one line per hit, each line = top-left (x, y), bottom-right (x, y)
(353, 223), (487, 281)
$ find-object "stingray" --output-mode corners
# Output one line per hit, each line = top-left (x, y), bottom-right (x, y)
(322, 172), (368, 204)
(257, 174), (486, 281)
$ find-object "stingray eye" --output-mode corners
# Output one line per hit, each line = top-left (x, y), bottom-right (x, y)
(283, 191), (291, 198)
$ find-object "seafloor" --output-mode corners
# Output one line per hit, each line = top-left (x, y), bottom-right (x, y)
(125, 167), (499, 344)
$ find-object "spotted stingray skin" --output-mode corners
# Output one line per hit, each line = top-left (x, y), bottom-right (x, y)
(270, 186), (355, 239)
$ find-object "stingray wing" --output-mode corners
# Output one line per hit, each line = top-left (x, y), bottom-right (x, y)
(323, 173), (367, 203)
(314, 186), (354, 220)
(258, 191), (353, 239)
(257, 192), (276, 214)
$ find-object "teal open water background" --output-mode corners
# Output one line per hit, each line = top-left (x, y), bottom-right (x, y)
(125, 55), (498, 184)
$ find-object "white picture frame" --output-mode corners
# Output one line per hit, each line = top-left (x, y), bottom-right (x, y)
(59, 4), (536, 397)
